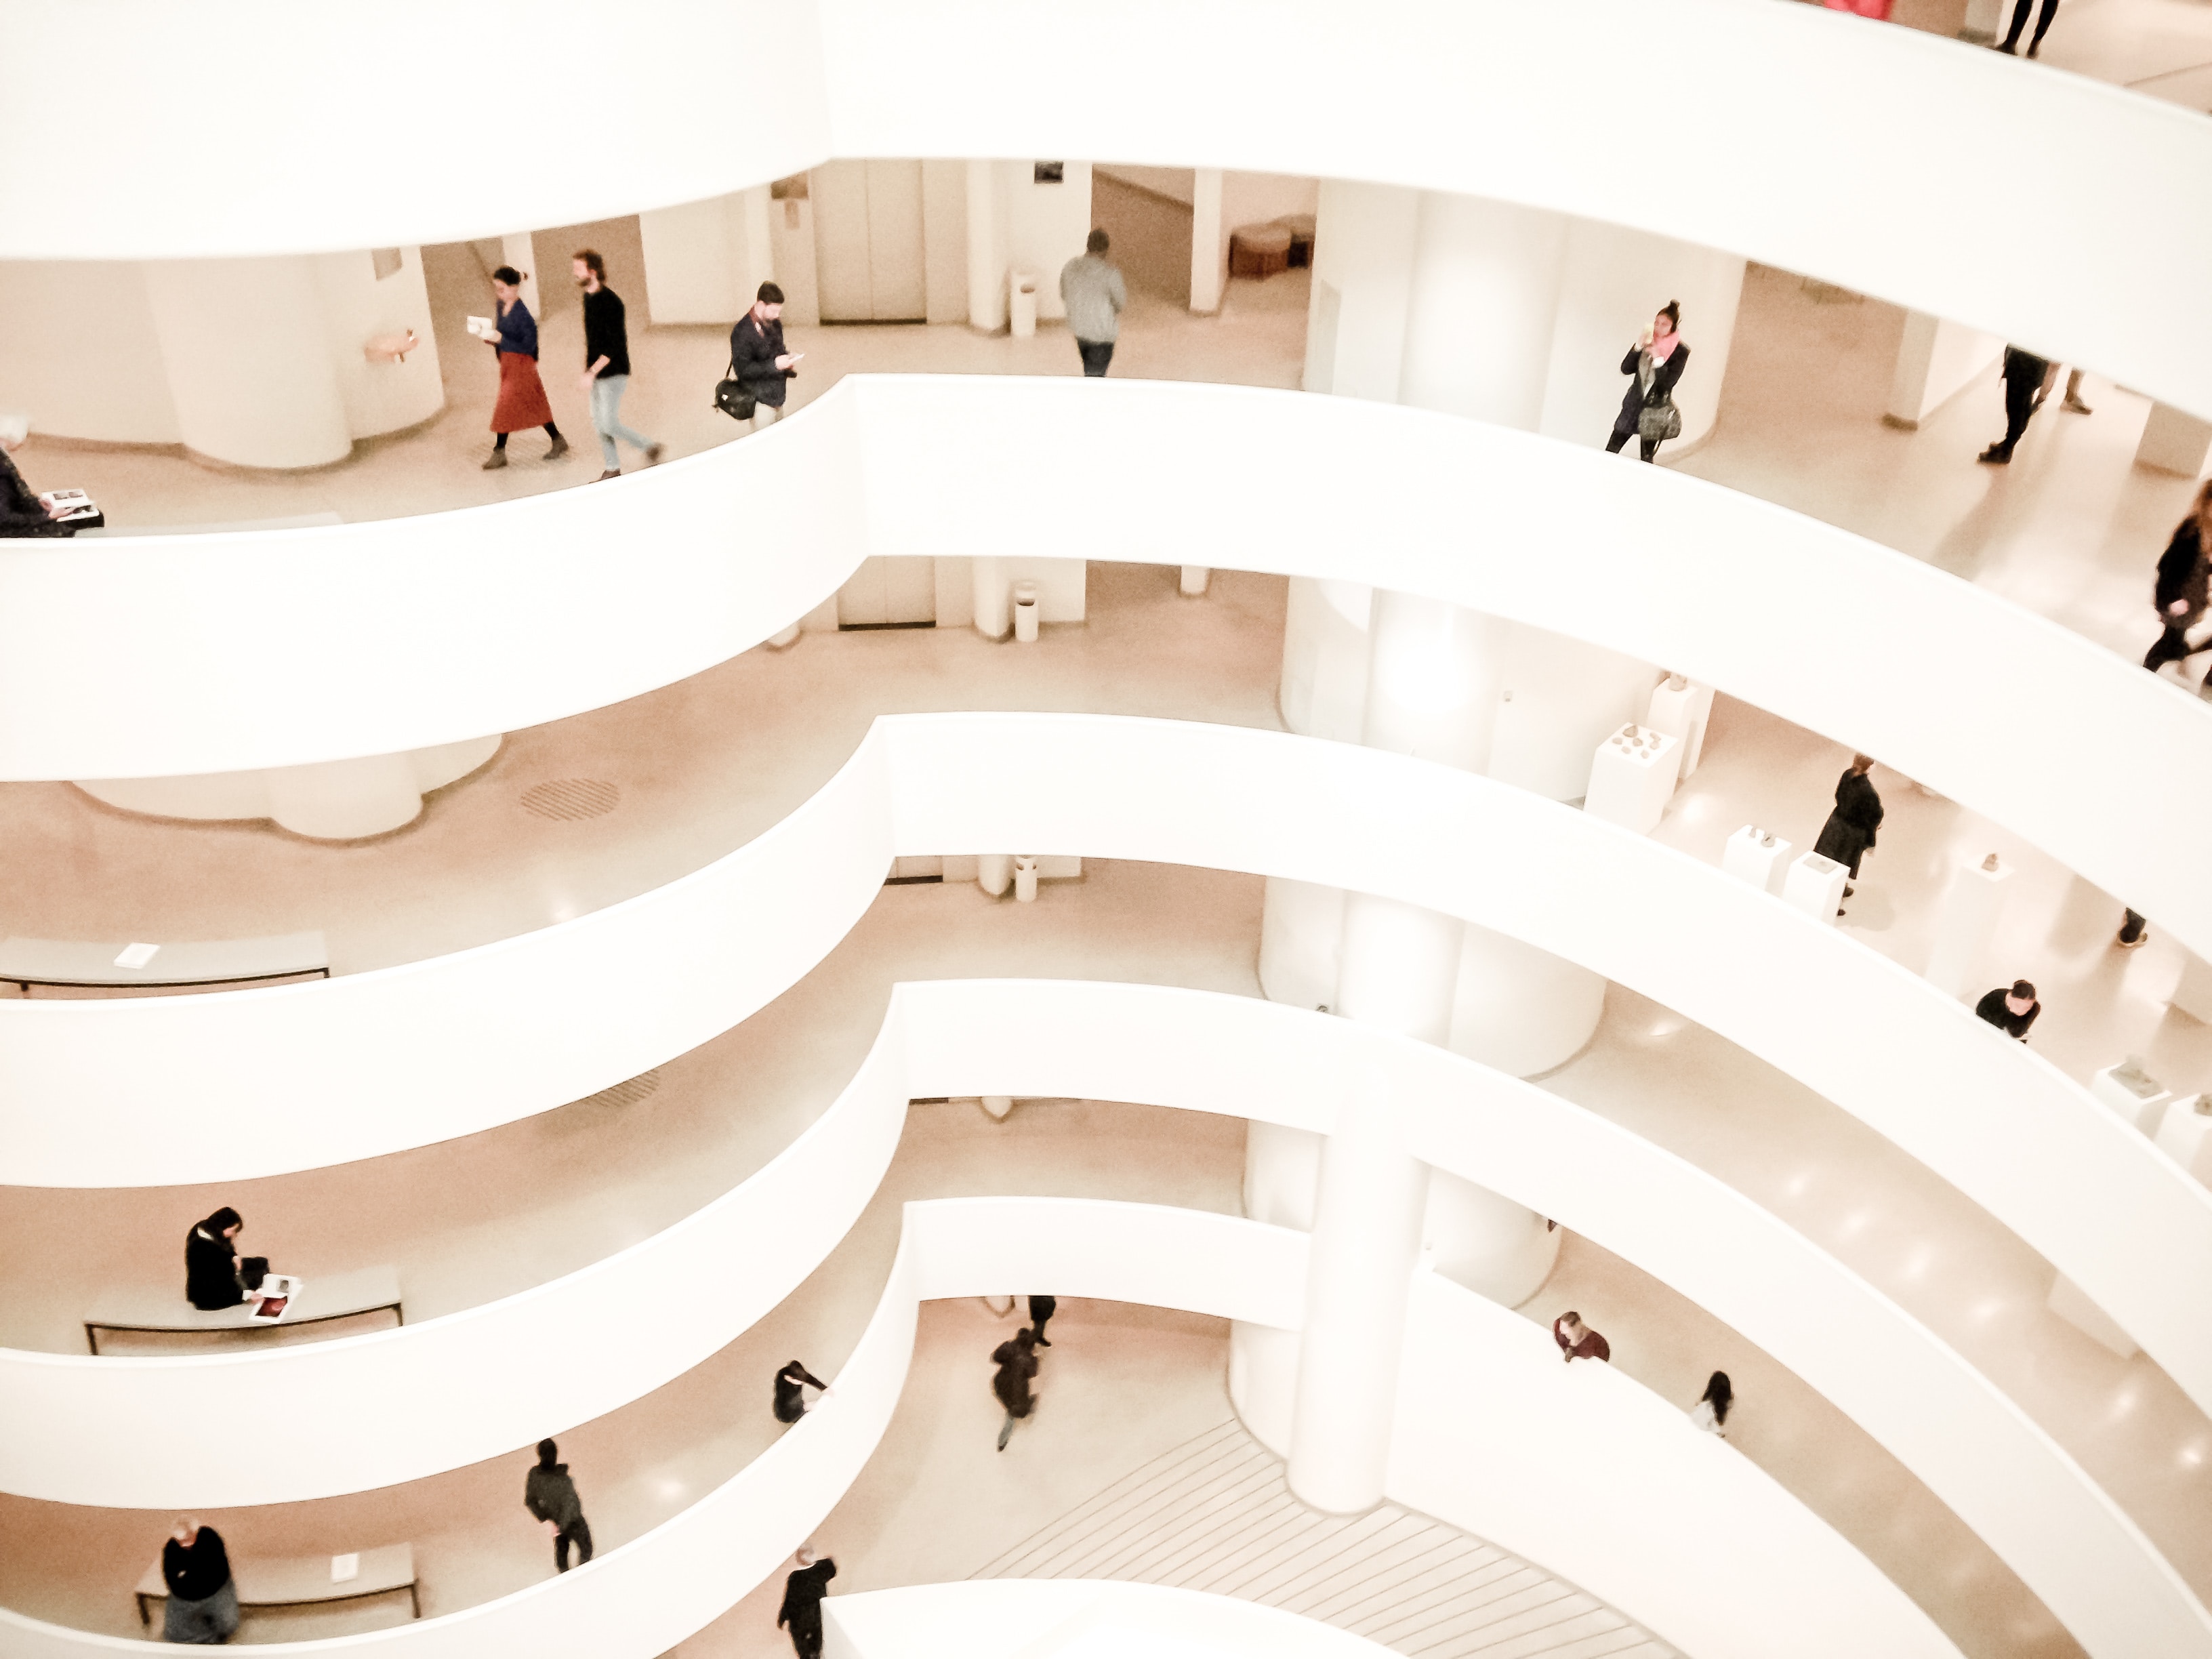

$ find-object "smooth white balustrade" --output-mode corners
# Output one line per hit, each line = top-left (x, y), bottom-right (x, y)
(5, 0), (2209, 419)
(0, 1197), (1956, 1659)
(2, 379), (2200, 968)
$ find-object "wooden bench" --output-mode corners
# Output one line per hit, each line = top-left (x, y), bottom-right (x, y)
(0, 932), (329, 996)
(136, 1541), (418, 1629)
(85, 1263), (403, 1355)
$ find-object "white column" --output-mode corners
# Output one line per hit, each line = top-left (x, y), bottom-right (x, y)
(75, 736), (501, 840)
(312, 247), (444, 441)
(1257, 877), (1345, 1012)
(1361, 589), (1506, 772)
(1277, 577), (1372, 743)
(971, 556), (1012, 640)
(143, 257), (352, 469)
(1191, 167), (1226, 315)
(1399, 192), (1568, 428)
(1304, 180), (1418, 399)
(1447, 920), (1607, 1080)
(965, 159), (1008, 333)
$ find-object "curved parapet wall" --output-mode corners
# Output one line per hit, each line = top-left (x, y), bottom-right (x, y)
(1, 379), (2205, 956)
(0, 981), (2178, 1653)
(4, 1), (2209, 417)
(0, 1197), (1957, 1659)
(5, 714), (2209, 1425)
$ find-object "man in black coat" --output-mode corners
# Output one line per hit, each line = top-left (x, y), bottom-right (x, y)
(1812, 754), (1884, 913)
(729, 282), (801, 430)
(992, 1326), (1040, 1451)
(1980, 346), (2051, 464)
(778, 1548), (837, 1659)
(1975, 980), (2041, 1041)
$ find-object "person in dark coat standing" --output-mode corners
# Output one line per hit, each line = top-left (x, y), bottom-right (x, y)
(0, 417), (77, 537)
(480, 266), (567, 470)
(773, 1359), (829, 1425)
(184, 1208), (249, 1311)
(729, 281), (801, 432)
(778, 1547), (837, 1659)
(991, 1326), (1040, 1450)
(1975, 980), (2041, 1040)
(1813, 754), (1884, 911)
(2143, 480), (2212, 678)
(523, 1438), (593, 1572)
(1027, 1294), (1057, 1347)
(1979, 346), (2051, 464)
(161, 1517), (240, 1644)
(1605, 302), (1689, 462)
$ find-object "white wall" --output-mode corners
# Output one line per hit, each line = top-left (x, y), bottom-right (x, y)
(0, 262), (180, 444)
(1887, 310), (2005, 428)
(1097, 165), (1195, 205)
(313, 247), (445, 440)
(821, 1582), (1402, 1659)
(638, 188), (775, 325)
(1001, 159), (1092, 323)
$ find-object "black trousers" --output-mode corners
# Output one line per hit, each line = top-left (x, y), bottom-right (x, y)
(1606, 415), (1658, 462)
(787, 1612), (823, 1659)
(2143, 617), (2210, 675)
(2001, 0), (2059, 52)
(1993, 375), (2039, 456)
(1076, 338), (1115, 377)
(554, 1519), (593, 1572)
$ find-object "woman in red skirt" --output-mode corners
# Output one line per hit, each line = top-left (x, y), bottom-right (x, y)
(482, 265), (568, 470)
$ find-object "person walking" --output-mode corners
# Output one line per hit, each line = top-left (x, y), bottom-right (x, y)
(1605, 302), (1689, 462)
(2117, 908), (2150, 949)
(1687, 1371), (1734, 1436)
(523, 1439), (593, 1572)
(1813, 754), (1884, 913)
(1554, 1311), (1611, 1364)
(1027, 1294), (1057, 1347)
(161, 1517), (240, 1644)
(1996, 0), (2061, 56)
(573, 250), (663, 480)
(1978, 346), (2049, 464)
(991, 1325), (1040, 1450)
(1059, 230), (1127, 378)
(773, 1359), (830, 1425)
(728, 282), (801, 432)
(778, 1547), (837, 1659)
(0, 416), (78, 537)
(481, 266), (567, 470)
(1975, 979), (2041, 1041)
(2142, 481), (2212, 680)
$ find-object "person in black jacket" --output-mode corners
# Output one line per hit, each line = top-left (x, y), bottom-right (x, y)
(991, 1326), (1040, 1451)
(573, 249), (663, 481)
(1605, 303), (1690, 462)
(1979, 346), (2051, 464)
(161, 1517), (241, 1643)
(1975, 979), (2041, 1041)
(729, 282), (801, 432)
(523, 1439), (593, 1572)
(772, 1359), (829, 1425)
(0, 417), (77, 538)
(778, 1547), (837, 1659)
(2143, 481), (2212, 678)
(184, 1209), (249, 1311)
(1812, 754), (1884, 913)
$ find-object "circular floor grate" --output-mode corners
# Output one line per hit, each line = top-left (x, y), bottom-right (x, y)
(520, 778), (621, 821)
(582, 1069), (661, 1109)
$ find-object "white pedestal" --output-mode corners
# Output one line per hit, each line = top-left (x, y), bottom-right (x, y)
(1644, 678), (1715, 781)
(1179, 565), (1211, 596)
(2047, 1275), (2141, 1359)
(1925, 858), (2013, 1000)
(1721, 825), (1793, 896)
(1584, 724), (1680, 834)
(2135, 403), (2212, 478)
(2091, 1059), (2175, 1138)
(2154, 1095), (2212, 1183)
(2174, 956), (2212, 1024)
(1782, 852), (1848, 923)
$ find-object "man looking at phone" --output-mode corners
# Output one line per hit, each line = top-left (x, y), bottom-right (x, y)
(729, 282), (802, 432)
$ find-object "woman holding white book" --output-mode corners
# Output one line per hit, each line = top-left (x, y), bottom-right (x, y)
(478, 268), (568, 471)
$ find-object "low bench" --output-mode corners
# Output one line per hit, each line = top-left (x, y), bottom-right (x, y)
(85, 1263), (403, 1355)
(136, 1541), (418, 1629)
(0, 931), (329, 996)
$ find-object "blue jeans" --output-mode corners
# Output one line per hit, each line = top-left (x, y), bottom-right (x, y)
(588, 375), (657, 470)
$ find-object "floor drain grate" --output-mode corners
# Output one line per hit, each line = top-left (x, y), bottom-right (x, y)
(521, 779), (621, 821)
(582, 1070), (661, 1109)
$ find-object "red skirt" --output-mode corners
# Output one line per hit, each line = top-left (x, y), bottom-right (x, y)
(491, 351), (554, 434)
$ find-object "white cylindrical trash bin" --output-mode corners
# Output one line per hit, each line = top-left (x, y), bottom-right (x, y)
(1012, 580), (1041, 643)
(978, 853), (1013, 897)
(1014, 855), (1040, 903)
(1010, 272), (1040, 338)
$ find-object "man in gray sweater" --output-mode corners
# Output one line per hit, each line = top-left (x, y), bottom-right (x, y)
(524, 1437), (594, 1572)
(1059, 230), (1127, 377)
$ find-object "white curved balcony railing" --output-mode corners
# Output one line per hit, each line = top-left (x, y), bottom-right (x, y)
(0, 1197), (1957, 1659)
(9, 714), (2211, 1424)
(2, 981), (2194, 1657)
(7, 0), (2210, 418)
(7, 379), (2204, 962)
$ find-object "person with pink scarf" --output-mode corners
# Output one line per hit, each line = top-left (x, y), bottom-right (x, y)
(1606, 302), (1691, 463)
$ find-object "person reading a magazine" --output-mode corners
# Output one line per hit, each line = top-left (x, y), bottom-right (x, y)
(0, 415), (81, 538)
(184, 1207), (287, 1315)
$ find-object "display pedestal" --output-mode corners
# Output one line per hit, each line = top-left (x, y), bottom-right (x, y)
(1721, 826), (1793, 895)
(1179, 565), (1210, 596)
(2091, 1059), (2175, 1138)
(1644, 676), (1715, 781)
(1925, 857), (2012, 999)
(1584, 724), (1679, 834)
(2173, 955), (2212, 1024)
(2047, 1275), (2141, 1359)
(2154, 1094), (2212, 1182)
(1782, 852), (1847, 923)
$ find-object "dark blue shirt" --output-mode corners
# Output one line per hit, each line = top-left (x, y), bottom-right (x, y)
(495, 299), (539, 360)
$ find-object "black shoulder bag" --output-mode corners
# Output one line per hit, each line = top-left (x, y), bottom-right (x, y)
(714, 354), (757, 422)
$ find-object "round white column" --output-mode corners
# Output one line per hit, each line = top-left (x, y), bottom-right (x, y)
(1399, 192), (1569, 428)
(75, 735), (501, 840)
(1425, 1169), (1561, 1307)
(1448, 920), (1607, 1078)
(1257, 877), (1344, 1012)
(1362, 589), (1506, 772)
(1277, 578), (1372, 743)
(142, 256), (352, 469)
(1231, 1119), (1324, 1462)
